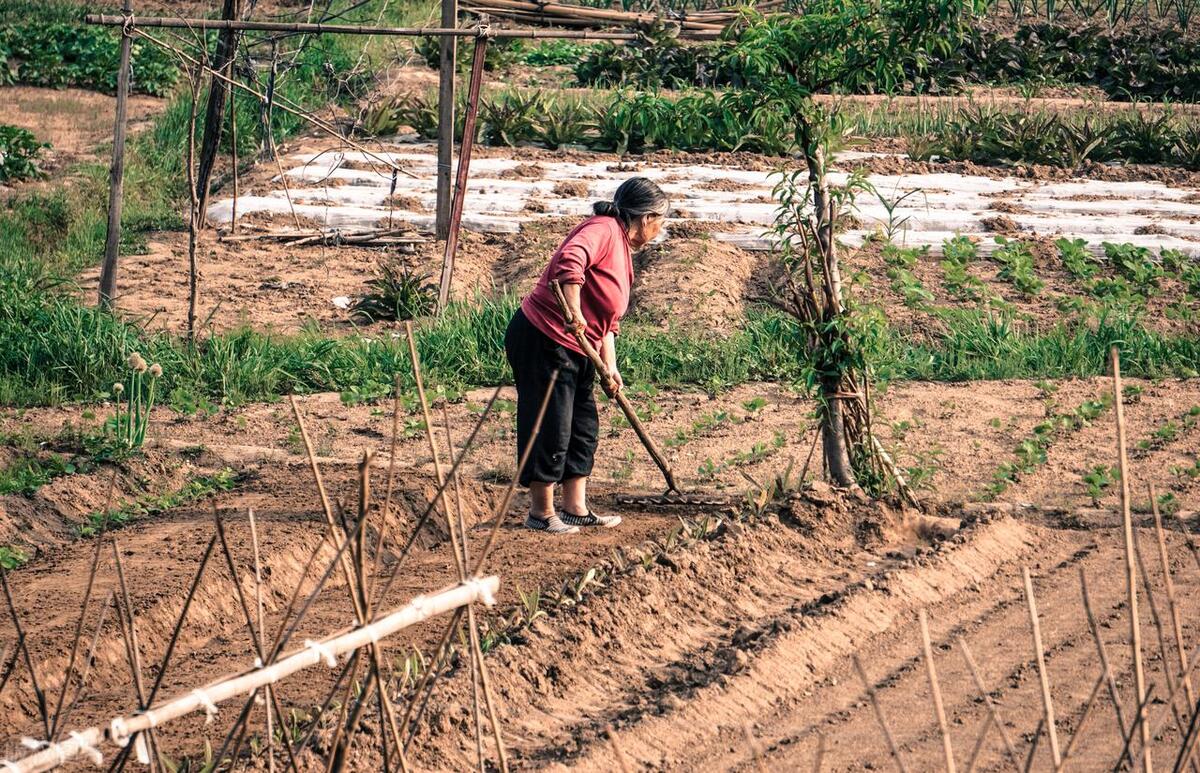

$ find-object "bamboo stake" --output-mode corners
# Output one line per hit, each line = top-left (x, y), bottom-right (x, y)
(1022, 567), (1061, 766)
(434, 0), (456, 239)
(919, 609), (957, 773)
(443, 405), (486, 773)
(1054, 670), (1106, 772)
(1152, 485), (1196, 712)
(247, 509), (275, 773)
(111, 543), (159, 772)
(964, 713), (994, 773)
(185, 61), (202, 343)
(812, 732), (827, 773)
(957, 638), (1022, 771)
(98, 0), (133, 308)
(1111, 346), (1152, 772)
(1078, 567), (1129, 756)
(1131, 519), (1196, 768)
(229, 84), (240, 235)
(852, 654), (909, 773)
(5, 579), (498, 773)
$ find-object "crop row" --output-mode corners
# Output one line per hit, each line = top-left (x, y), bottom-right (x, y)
(0, 20), (176, 96)
(570, 21), (1200, 101)
(371, 86), (1200, 170)
(908, 103), (1200, 169)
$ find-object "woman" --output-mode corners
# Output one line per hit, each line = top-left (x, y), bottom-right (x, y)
(504, 178), (669, 534)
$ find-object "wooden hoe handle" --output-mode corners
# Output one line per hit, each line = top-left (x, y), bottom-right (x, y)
(549, 281), (679, 494)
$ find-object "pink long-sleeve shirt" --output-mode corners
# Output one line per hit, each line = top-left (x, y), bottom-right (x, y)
(520, 215), (633, 355)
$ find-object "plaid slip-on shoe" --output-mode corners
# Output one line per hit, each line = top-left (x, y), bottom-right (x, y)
(524, 513), (580, 534)
(560, 509), (622, 528)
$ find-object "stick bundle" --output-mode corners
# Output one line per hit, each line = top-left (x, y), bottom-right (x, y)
(3, 578), (498, 773)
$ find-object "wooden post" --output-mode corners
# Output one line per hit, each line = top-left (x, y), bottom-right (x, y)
(195, 0), (241, 223)
(436, 28), (487, 311)
(434, 0), (458, 239)
(98, 0), (134, 309)
(1111, 347), (1153, 773)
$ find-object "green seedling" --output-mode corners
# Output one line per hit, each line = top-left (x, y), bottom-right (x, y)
(1081, 464), (1116, 506)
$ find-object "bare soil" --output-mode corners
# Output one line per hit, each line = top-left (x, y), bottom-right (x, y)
(1, 377), (1198, 768)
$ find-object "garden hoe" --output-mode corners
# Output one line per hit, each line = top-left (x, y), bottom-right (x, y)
(551, 280), (731, 508)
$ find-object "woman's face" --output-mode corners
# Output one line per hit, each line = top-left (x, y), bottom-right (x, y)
(630, 213), (665, 248)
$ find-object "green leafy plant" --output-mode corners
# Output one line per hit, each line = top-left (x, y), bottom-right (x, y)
(993, 237), (1044, 296)
(1081, 464), (1115, 506)
(479, 89), (545, 147)
(940, 235), (986, 302)
(77, 469), (238, 537)
(0, 125), (47, 182)
(1056, 237), (1099, 280)
(351, 263), (437, 322)
(0, 545), (28, 570)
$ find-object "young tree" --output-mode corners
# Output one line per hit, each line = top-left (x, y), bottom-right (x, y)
(727, 0), (964, 491)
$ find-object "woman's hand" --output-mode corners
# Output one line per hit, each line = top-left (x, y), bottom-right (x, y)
(603, 368), (624, 397)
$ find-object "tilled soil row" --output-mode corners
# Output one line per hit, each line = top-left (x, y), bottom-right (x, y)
(409, 509), (1200, 772)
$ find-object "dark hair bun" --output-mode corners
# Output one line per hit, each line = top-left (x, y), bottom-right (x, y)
(593, 201), (621, 218)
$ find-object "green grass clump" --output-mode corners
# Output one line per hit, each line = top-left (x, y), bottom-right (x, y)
(0, 452), (78, 495)
(77, 468), (239, 537)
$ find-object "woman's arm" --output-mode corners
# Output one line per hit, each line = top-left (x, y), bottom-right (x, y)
(600, 332), (623, 395)
(561, 281), (587, 334)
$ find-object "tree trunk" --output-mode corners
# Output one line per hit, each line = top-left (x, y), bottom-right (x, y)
(195, 0), (241, 224)
(803, 137), (857, 488)
(820, 375), (857, 487)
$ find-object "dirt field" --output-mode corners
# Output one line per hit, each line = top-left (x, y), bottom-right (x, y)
(2, 376), (1198, 768)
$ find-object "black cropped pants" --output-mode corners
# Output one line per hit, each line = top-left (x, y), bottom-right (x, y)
(504, 307), (599, 487)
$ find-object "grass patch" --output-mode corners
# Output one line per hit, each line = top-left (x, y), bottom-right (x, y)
(77, 468), (239, 537)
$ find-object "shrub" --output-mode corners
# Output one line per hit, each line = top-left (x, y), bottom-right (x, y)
(0, 124), (46, 182)
(0, 22), (177, 95)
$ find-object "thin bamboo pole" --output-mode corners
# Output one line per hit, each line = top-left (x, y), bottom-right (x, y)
(1111, 346), (1152, 772)
(1078, 567), (1129, 756)
(4, 579), (498, 773)
(957, 637), (1022, 772)
(1022, 567), (1061, 766)
(86, 15), (640, 38)
(434, 0), (456, 240)
(1152, 485), (1196, 712)
(852, 654), (909, 773)
(919, 609), (957, 773)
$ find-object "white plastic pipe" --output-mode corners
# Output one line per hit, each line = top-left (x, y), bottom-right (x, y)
(4, 576), (499, 773)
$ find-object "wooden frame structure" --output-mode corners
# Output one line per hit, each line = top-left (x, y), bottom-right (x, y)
(85, 9), (642, 312)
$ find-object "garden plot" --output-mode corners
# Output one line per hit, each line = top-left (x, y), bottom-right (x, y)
(206, 141), (1200, 256)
